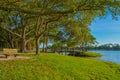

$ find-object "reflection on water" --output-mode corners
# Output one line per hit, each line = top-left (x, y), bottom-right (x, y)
(90, 50), (120, 64)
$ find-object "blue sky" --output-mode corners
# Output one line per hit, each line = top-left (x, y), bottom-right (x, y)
(90, 15), (120, 45)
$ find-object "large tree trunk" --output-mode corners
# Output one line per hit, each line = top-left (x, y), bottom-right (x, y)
(80, 43), (85, 54)
(7, 33), (14, 48)
(42, 40), (45, 52)
(20, 26), (26, 53)
(15, 40), (19, 49)
(45, 37), (48, 52)
(26, 41), (31, 51)
(21, 37), (26, 53)
(36, 37), (40, 55)
(10, 39), (14, 48)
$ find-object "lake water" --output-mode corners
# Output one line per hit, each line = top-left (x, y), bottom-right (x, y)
(90, 50), (120, 64)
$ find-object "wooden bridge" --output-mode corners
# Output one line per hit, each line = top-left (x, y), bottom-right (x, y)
(46, 47), (84, 53)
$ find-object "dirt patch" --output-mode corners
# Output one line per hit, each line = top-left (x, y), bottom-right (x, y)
(0, 56), (31, 60)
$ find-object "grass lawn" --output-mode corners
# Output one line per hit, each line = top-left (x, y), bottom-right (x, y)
(0, 53), (120, 80)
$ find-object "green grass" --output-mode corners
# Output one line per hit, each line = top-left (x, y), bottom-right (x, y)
(0, 53), (120, 80)
(83, 52), (102, 57)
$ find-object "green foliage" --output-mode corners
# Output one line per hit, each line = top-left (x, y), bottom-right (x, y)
(0, 53), (120, 80)
(0, 0), (120, 53)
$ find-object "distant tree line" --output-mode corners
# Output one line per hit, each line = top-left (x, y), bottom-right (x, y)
(88, 43), (120, 50)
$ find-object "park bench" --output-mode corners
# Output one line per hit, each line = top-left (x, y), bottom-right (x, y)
(0, 48), (19, 58)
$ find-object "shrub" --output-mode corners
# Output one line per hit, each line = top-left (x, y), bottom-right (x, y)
(81, 52), (102, 57)
(68, 51), (102, 57)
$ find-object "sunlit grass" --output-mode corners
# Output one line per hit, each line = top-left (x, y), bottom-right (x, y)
(0, 53), (120, 80)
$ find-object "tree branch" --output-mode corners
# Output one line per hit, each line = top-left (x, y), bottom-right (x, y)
(0, 6), (103, 16)
(45, 16), (61, 24)
(25, 29), (34, 36)
(38, 23), (48, 37)
(0, 26), (21, 38)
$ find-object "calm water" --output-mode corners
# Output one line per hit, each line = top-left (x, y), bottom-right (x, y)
(91, 50), (120, 64)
